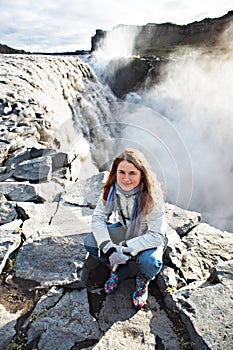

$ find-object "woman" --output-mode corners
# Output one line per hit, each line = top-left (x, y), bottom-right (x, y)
(83, 148), (167, 309)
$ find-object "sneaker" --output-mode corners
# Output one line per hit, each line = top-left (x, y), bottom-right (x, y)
(132, 275), (149, 309)
(104, 270), (119, 294)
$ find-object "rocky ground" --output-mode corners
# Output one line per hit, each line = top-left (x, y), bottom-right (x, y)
(0, 155), (232, 349)
(0, 271), (193, 350)
(0, 54), (233, 350)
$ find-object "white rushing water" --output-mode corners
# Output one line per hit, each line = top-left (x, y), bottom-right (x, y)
(0, 54), (120, 179)
(1, 36), (233, 231)
(89, 24), (233, 231)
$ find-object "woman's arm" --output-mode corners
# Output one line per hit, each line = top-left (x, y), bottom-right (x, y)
(92, 195), (112, 249)
(126, 206), (167, 256)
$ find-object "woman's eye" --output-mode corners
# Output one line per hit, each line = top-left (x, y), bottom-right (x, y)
(118, 170), (138, 175)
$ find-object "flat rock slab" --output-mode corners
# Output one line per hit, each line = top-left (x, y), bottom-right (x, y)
(18, 202), (93, 239)
(0, 182), (45, 202)
(25, 287), (101, 350)
(180, 223), (233, 281)
(14, 235), (87, 287)
(50, 203), (93, 236)
(12, 156), (52, 182)
(97, 279), (136, 331)
(167, 282), (233, 350)
(96, 279), (180, 349)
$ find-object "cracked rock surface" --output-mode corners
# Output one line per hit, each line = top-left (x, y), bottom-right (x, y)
(0, 54), (232, 350)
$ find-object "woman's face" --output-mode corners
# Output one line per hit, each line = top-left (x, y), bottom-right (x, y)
(116, 160), (141, 191)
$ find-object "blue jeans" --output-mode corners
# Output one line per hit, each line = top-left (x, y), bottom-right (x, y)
(84, 222), (165, 281)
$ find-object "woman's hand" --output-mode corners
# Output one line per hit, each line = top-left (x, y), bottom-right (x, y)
(102, 241), (117, 254)
(109, 246), (131, 267)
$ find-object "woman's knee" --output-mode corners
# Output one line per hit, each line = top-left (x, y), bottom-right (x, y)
(138, 248), (163, 278)
(84, 233), (99, 256)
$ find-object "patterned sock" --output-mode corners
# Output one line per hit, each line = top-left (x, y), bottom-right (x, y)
(104, 270), (119, 294)
(132, 275), (150, 309)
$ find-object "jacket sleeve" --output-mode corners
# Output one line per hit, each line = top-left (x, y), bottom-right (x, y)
(91, 195), (112, 249)
(126, 204), (167, 256)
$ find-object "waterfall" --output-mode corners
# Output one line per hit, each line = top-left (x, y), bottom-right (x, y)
(88, 26), (233, 232)
(1, 46), (232, 231)
(144, 53), (233, 231)
(0, 54), (120, 179)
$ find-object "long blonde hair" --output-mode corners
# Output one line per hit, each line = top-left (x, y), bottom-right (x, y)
(102, 148), (158, 214)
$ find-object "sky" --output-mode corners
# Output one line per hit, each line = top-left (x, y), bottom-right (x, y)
(0, 0), (232, 53)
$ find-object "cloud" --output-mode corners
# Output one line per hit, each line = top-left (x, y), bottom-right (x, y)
(0, 0), (232, 52)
